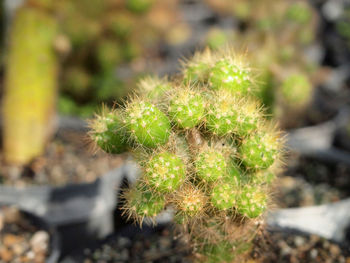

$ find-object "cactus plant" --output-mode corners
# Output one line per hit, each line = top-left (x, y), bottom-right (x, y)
(2, 5), (58, 164)
(89, 48), (284, 262)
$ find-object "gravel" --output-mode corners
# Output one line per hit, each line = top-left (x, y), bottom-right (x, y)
(0, 131), (125, 186)
(0, 206), (50, 263)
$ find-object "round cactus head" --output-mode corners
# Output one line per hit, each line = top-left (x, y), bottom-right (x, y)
(144, 151), (186, 192)
(174, 185), (207, 222)
(124, 184), (165, 223)
(210, 178), (239, 210)
(124, 100), (171, 148)
(239, 129), (281, 170)
(237, 185), (267, 218)
(208, 58), (251, 95)
(182, 49), (213, 85)
(88, 108), (127, 154)
(205, 27), (230, 50)
(168, 88), (205, 129)
(138, 76), (172, 102)
(205, 90), (238, 136)
(280, 73), (313, 108)
(195, 146), (228, 182)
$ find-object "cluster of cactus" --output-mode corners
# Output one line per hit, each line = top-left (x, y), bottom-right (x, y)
(89, 48), (284, 262)
(203, 0), (318, 127)
(55, 0), (180, 117)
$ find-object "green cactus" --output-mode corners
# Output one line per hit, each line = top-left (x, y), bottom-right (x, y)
(138, 76), (172, 102)
(168, 88), (205, 129)
(206, 91), (238, 136)
(210, 179), (238, 210)
(125, 184), (166, 221)
(208, 59), (251, 95)
(89, 109), (128, 154)
(237, 185), (267, 218)
(2, 5), (58, 164)
(175, 185), (206, 221)
(144, 151), (186, 192)
(239, 130), (280, 170)
(205, 28), (230, 50)
(280, 73), (312, 108)
(200, 241), (236, 263)
(183, 61), (211, 85)
(124, 101), (171, 148)
(89, 48), (284, 262)
(182, 51), (212, 85)
(195, 147), (227, 182)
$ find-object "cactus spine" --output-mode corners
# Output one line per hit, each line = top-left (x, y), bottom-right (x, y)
(90, 48), (284, 262)
(2, 5), (58, 164)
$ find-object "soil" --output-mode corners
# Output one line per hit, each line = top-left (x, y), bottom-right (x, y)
(0, 131), (126, 187)
(0, 206), (51, 263)
(78, 223), (350, 263)
(252, 228), (350, 263)
(82, 225), (191, 263)
(274, 155), (350, 208)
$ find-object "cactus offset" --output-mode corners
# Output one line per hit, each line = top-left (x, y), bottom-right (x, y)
(124, 100), (171, 148)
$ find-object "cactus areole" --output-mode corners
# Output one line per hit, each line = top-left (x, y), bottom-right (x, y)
(89, 48), (284, 262)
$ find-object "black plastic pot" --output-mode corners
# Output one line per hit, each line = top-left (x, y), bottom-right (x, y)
(0, 163), (140, 258)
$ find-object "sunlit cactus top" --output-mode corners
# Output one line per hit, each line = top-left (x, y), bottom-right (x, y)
(89, 48), (285, 262)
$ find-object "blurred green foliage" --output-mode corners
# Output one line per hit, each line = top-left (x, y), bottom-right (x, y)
(204, 0), (318, 127)
(53, 0), (180, 117)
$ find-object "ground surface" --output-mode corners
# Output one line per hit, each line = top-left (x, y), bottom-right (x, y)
(0, 207), (50, 263)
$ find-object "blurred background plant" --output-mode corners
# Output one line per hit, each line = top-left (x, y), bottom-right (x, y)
(0, 0), (187, 165)
(55, 0), (184, 118)
(1, 0), (58, 164)
(204, 0), (321, 128)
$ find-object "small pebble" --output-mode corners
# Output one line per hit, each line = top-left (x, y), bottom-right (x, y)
(30, 231), (49, 253)
(119, 249), (129, 261)
(3, 234), (24, 247)
(310, 248), (318, 259)
(330, 244), (341, 256)
(0, 247), (13, 262)
(3, 207), (21, 224)
(117, 237), (131, 248)
(294, 236), (305, 247)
